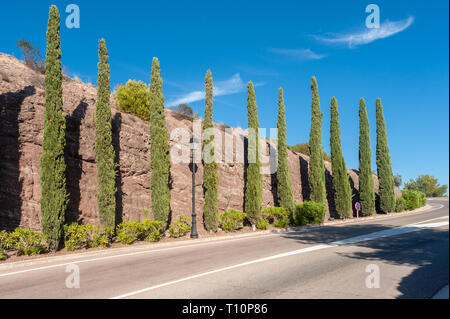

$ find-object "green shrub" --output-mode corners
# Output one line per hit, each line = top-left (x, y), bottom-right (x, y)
(395, 197), (406, 212)
(116, 221), (141, 244)
(0, 248), (6, 261)
(256, 218), (269, 230)
(294, 201), (326, 226)
(116, 220), (164, 244)
(399, 190), (426, 211)
(140, 219), (164, 242)
(418, 192), (427, 207)
(168, 216), (191, 238)
(7, 228), (47, 256)
(261, 207), (292, 225)
(115, 80), (150, 121)
(220, 210), (247, 232)
(0, 230), (14, 249)
(274, 217), (290, 228)
(64, 223), (114, 251)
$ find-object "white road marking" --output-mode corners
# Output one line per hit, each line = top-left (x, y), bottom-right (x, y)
(0, 204), (446, 279)
(0, 234), (278, 277)
(111, 216), (449, 299)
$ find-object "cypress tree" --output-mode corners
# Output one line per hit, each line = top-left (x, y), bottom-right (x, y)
(149, 58), (171, 225)
(308, 76), (326, 205)
(202, 70), (219, 231)
(358, 98), (375, 215)
(375, 98), (395, 213)
(244, 82), (262, 226)
(40, 5), (68, 250)
(330, 97), (352, 218)
(95, 39), (116, 228)
(276, 88), (295, 212)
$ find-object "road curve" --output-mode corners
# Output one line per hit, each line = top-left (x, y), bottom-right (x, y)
(0, 199), (448, 299)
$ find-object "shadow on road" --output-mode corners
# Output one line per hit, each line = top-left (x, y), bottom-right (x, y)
(279, 218), (449, 298)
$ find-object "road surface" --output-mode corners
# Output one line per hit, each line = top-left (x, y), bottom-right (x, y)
(0, 198), (448, 299)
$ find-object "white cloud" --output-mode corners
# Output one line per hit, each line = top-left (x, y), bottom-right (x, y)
(269, 48), (326, 60)
(314, 16), (414, 48)
(167, 73), (249, 106)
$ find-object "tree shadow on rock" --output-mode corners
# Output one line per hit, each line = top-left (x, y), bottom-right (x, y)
(0, 86), (35, 230)
(112, 112), (123, 226)
(269, 142), (278, 207)
(64, 100), (88, 224)
(299, 156), (310, 202)
(325, 169), (339, 219)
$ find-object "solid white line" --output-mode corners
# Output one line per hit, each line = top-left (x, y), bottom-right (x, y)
(111, 217), (449, 299)
(0, 234), (278, 277)
(0, 204), (446, 278)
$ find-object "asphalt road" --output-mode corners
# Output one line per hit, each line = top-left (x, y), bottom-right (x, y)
(0, 199), (448, 299)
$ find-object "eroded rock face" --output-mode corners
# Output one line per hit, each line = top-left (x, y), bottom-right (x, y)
(0, 54), (400, 232)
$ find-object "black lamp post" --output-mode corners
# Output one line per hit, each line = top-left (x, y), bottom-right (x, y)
(190, 136), (199, 238)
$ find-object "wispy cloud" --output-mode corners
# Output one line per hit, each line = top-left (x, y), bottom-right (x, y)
(269, 48), (327, 60)
(167, 73), (254, 106)
(314, 16), (414, 48)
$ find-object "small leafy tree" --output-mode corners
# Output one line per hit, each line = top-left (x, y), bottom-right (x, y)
(404, 175), (448, 197)
(16, 39), (45, 73)
(288, 142), (330, 161)
(170, 104), (197, 117)
(394, 174), (402, 188)
(115, 80), (150, 120)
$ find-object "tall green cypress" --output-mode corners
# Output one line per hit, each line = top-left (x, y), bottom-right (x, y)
(375, 98), (395, 213)
(202, 70), (219, 231)
(276, 88), (295, 212)
(95, 39), (116, 228)
(330, 97), (352, 218)
(40, 5), (68, 250)
(149, 58), (171, 225)
(358, 98), (375, 216)
(308, 77), (326, 205)
(244, 82), (262, 226)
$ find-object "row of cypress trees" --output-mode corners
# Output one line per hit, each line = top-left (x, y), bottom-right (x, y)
(40, 6), (174, 248)
(40, 6), (118, 249)
(39, 6), (396, 245)
(308, 79), (396, 217)
(240, 76), (396, 223)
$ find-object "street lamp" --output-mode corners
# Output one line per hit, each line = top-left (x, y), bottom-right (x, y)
(190, 136), (199, 238)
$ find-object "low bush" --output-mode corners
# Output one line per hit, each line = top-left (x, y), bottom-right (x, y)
(220, 210), (247, 232)
(395, 197), (406, 212)
(116, 220), (164, 244)
(261, 207), (292, 227)
(168, 216), (191, 238)
(64, 223), (114, 251)
(2, 228), (48, 256)
(116, 221), (141, 244)
(294, 201), (326, 226)
(0, 248), (6, 261)
(0, 230), (13, 250)
(401, 190), (426, 211)
(140, 219), (164, 242)
(115, 80), (150, 121)
(256, 218), (269, 230)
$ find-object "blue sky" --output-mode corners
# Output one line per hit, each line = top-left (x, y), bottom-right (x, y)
(0, 0), (448, 189)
